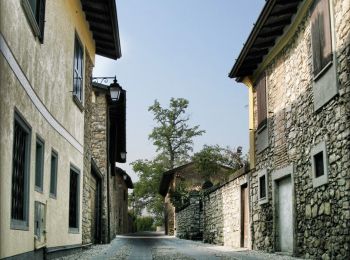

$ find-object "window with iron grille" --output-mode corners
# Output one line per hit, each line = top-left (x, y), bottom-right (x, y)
(256, 74), (267, 130)
(35, 136), (44, 192)
(69, 166), (80, 232)
(73, 35), (84, 103)
(50, 150), (58, 198)
(11, 112), (31, 230)
(21, 0), (46, 43)
(311, 0), (332, 78)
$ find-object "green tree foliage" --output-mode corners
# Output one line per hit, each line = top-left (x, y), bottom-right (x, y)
(131, 98), (204, 223)
(192, 144), (246, 180)
(131, 156), (166, 225)
(148, 98), (205, 169)
(135, 216), (155, 231)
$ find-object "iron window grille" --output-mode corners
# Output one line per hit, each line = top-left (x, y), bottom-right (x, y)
(69, 166), (80, 232)
(35, 136), (45, 192)
(49, 150), (58, 198)
(73, 35), (84, 102)
(11, 112), (31, 230)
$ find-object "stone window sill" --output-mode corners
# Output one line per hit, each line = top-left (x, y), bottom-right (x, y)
(73, 95), (84, 112)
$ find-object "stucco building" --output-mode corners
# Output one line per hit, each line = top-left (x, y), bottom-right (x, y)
(229, 0), (349, 258)
(0, 0), (122, 258)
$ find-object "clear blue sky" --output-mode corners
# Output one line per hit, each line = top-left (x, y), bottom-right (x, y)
(93, 0), (265, 181)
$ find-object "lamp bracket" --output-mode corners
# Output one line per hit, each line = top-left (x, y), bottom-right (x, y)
(92, 76), (117, 85)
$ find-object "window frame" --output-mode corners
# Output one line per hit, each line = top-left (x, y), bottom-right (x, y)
(11, 111), (32, 231)
(49, 149), (58, 199)
(68, 164), (80, 233)
(21, 0), (46, 43)
(311, 141), (329, 188)
(72, 33), (84, 108)
(258, 169), (268, 205)
(35, 135), (45, 193)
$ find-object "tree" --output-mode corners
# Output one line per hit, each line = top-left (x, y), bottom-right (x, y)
(131, 98), (205, 223)
(131, 155), (166, 225)
(192, 145), (246, 180)
(148, 98), (205, 169)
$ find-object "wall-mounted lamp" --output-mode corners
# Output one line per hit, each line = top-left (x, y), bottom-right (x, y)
(120, 152), (127, 160)
(92, 76), (123, 102)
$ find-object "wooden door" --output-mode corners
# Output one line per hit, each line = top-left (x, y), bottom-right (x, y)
(241, 184), (249, 247)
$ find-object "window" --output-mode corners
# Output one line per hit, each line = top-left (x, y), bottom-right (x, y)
(35, 136), (44, 192)
(73, 35), (84, 103)
(259, 175), (266, 199)
(11, 112), (31, 230)
(258, 169), (268, 205)
(256, 74), (267, 130)
(50, 150), (58, 198)
(311, 141), (329, 187)
(311, 0), (332, 78)
(314, 152), (324, 177)
(69, 166), (80, 232)
(21, 0), (46, 42)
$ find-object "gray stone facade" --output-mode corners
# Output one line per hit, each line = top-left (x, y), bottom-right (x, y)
(248, 1), (350, 258)
(82, 59), (109, 244)
(175, 170), (250, 249)
(175, 192), (202, 240)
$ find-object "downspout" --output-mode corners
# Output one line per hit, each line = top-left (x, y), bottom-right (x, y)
(107, 100), (111, 243)
(241, 76), (255, 250)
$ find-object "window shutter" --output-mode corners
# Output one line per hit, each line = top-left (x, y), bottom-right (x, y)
(320, 0), (332, 67)
(311, 0), (332, 76)
(38, 0), (46, 43)
(256, 75), (267, 129)
(311, 2), (322, 75)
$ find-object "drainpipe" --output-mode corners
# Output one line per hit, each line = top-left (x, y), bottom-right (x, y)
(241, 76), (255, 249)
(107, 100), (111, 243)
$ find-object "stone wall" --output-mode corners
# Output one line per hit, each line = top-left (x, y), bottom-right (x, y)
(110, 173), (130, 236)
(203, 173), (248, 247)
(250, 1), (350, 258)
(175, 171), (249, 249)
(176, 192), (202, 240)
(82, 52), (94, 245)
(90, 91), (109, 243)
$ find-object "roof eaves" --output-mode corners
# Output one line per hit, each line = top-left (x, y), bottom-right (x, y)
(228, 0), (276, 81)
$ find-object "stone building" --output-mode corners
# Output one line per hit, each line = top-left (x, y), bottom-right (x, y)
(110, 167), (134, 235)
(0, 0), (122, 258)
(159, 162), (232, 236)
(83, 78), (128, 245)
(229, 0), (349, 258)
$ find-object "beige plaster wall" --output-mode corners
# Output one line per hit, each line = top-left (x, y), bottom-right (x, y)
(0, 0), (96, 258)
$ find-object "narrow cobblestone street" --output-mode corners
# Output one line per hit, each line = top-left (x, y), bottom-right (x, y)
(59, 232), (301, 260)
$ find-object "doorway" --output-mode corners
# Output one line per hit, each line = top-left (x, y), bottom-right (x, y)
(275, 175), (293, 253)
(240, 183), (249, 248)
(91, 165), (102, 244)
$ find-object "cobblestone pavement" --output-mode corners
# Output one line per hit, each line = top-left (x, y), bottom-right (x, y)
(58, 232), (302, 260)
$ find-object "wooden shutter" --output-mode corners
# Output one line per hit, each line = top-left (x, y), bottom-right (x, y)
(311, 0), (332, 76)
(38, 0), (46, 43)
(256, 75), (267, 129)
